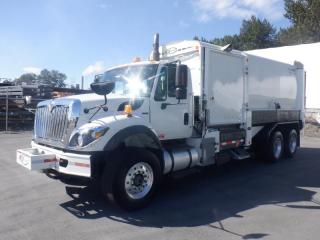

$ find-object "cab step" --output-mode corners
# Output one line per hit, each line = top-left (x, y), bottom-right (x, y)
(229, 148), (251, 160)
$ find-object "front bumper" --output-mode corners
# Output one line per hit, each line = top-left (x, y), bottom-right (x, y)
(30, 141), (92, 178)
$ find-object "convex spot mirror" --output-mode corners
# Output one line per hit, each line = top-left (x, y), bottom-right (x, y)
(90, 81), (115, 96)
(175, 64), (188, 100)
(25, 96), (32, 105)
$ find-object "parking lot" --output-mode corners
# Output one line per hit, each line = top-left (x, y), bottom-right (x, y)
(1, 132), (320, 240)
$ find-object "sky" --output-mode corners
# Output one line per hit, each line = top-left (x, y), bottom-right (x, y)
(0, 0), (290, 89)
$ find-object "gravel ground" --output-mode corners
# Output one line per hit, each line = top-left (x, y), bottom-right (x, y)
(0, 132), (320, 240)
(304, 122), (320, 138)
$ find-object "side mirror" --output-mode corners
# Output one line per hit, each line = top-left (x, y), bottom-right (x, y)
(175, 88), (186, 100)
(90, 81), (115, 96)
(175, 64), (188, 99)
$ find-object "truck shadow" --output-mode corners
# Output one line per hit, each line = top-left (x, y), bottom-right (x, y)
(59, 147), (320, 232)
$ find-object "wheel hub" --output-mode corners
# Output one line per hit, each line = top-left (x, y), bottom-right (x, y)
(289, 134), (297, 153)
(273, 137), (282, 159)
(125, 162), (154, 200)
(133, 174), (144, 186)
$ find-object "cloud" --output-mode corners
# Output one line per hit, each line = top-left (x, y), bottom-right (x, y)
(179, 20), (190, 28)
(97, 3), (111, 9)
(23, 67), (41, 75)
(82, 61), (106, 76)
(192, 0), (283, 22)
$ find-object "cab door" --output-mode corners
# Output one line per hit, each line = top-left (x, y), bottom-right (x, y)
(150, 64), (192, 140)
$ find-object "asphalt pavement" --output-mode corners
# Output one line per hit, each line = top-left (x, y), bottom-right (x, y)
(0, 131), (320, 240)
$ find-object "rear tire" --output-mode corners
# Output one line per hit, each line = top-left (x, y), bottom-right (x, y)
(101, 148), (162, 211)
(267, 131), (284, 162)
(284, 129), (298, 158)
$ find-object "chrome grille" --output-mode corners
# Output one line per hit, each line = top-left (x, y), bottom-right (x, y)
(34, 99), (81, 147)
(35, 105), (69, 141)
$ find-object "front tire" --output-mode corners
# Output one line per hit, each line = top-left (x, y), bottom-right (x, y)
(101, 148), (162, 211)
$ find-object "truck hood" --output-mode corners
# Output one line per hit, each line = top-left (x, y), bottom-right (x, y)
(63, 93), (146, 116)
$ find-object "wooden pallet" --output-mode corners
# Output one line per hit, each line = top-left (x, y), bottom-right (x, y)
(0, 86), (23, 96)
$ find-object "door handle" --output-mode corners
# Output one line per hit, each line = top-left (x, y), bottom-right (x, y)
(161, 102), (186, 110)
(184, 113), (189, 125)
(161, 103), (168, 110)
(161, 102), (176, 110)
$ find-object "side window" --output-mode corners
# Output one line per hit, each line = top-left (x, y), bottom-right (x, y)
(113, 81), (125, 94)
(154, 67), (167, 101)
(168, 66), (176, 97)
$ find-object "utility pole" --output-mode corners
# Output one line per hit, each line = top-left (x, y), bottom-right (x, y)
(5, 87), (8, 132)
(81, 76), (84, 90)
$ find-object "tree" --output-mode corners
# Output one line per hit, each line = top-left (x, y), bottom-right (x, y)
(194, 16), (279, 51)
(240, 16), (279, 50)
(15, 69), (67, 87)
(15, 73), (37, 85)
(210, 35), (243, 51)
(194, 1), (320, 49)
(37, 69), (67, 87)
(279, 0), (320, 44)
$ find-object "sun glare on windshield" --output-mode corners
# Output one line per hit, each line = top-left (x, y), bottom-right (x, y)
(100, 64), (158, 98)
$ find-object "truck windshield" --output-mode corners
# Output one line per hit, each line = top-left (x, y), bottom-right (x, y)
(96, 64), (158, 97)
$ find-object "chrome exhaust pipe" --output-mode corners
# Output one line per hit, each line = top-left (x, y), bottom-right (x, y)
(151, 33), (160, 61)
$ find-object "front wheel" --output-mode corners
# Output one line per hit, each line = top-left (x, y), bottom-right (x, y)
(101, 148), (162, 211)
(124, 161), (154, 200)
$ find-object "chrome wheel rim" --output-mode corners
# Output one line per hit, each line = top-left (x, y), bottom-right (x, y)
(273, 137), (282, 159)
(124, 162), (154, 200)
(289, 134), (297, 154)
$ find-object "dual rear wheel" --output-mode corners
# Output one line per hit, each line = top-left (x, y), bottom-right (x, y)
(267, 128), (298, 162)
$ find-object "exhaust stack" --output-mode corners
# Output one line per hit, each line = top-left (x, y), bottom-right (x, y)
(151, 33), (160, 61)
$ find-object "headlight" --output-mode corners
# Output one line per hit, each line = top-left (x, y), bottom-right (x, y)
(69, 123), (109, 148)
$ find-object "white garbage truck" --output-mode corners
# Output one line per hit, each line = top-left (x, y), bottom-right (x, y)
(17, 34), (305, 210)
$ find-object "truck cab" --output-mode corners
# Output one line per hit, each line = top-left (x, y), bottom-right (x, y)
(90, 61), (194, 140)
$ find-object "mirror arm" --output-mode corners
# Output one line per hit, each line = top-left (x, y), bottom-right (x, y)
(84, 94), (108, 117)
(88, 106), (102, 122)
(103, 94), (107, 105)
(161, 100), (183, 110)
